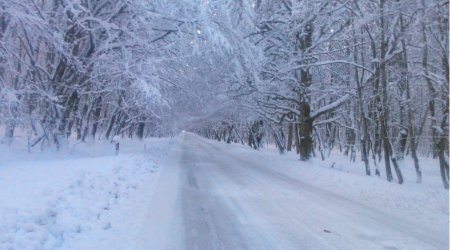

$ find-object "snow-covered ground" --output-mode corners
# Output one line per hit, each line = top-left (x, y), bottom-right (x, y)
(0, 137), (177, 250)
(232, 141), (449, 229)
(0, 133), (448, 249)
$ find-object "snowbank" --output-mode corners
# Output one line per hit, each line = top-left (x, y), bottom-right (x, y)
(0, 137), (176, 250)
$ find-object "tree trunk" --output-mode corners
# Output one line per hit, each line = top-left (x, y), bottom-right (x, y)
(406, 78), (422, 183)
(354, 42), (370, 175)
(298, 102), (313, 161)
(437, 103), (449, 189)
(137, 119), (146, 140)
(90, 96), (102, 140)
(399, 14), (422, 183)
(294, 121), (300, 155)
(379, 0), (403, 183)
(287, 122), (293, 151)
(379, 3), (393, 181)
(226, 125), (234, 144)
(421, 19), (438, 158)
(105, 111), (118, 140)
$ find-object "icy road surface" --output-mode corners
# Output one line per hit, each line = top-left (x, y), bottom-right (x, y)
(139, 133), (448, 250)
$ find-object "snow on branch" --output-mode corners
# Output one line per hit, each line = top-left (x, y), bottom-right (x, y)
(311, 94), (351, 120)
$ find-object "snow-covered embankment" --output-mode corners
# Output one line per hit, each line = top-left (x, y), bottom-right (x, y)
(0, 137), (176, 250)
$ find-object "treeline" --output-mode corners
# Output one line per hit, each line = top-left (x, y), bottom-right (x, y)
(1, 1), (448, 188)
(0, 0), (184, 149)
(195, 0), (449, 188)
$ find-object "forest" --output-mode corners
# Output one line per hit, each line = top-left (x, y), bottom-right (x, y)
(0, 0), (448, 188)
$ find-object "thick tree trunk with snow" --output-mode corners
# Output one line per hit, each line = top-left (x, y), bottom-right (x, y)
(298, 103), (313, 161)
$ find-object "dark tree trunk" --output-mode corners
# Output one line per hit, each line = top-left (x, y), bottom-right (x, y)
(391, 156), (404, 184)
(344, 127), (356, 162)
(400, 14), (422, 182)
(90, 96), (102, 140)
(405, 64), (422, 183)
(105, 111), (118, 140)
(56, 90), (79, 150)
(269, 124), (285, 154)
(298, 102), (313, 161)
(421, 20), (438, 158)
(379, 0), (393, 181)
(287, 123), (293, 151)
(226, 125), (234, 144)
(437, 103), (449, 189)
(294, 121), (300, 155)
(378, 0), (402, 183)
(354, 41), (370, 174)
(137, 120), (145, 140)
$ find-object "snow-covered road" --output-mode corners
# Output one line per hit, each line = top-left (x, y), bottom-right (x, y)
(143, 133), (448, 250)
(0, 134), (447, 249)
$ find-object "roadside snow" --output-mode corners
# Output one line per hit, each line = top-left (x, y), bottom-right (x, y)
(200, 136), (449, 234)
(0, 137), (175, 250)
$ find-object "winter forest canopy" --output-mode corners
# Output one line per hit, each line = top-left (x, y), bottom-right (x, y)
(0, 1), (448, 188)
